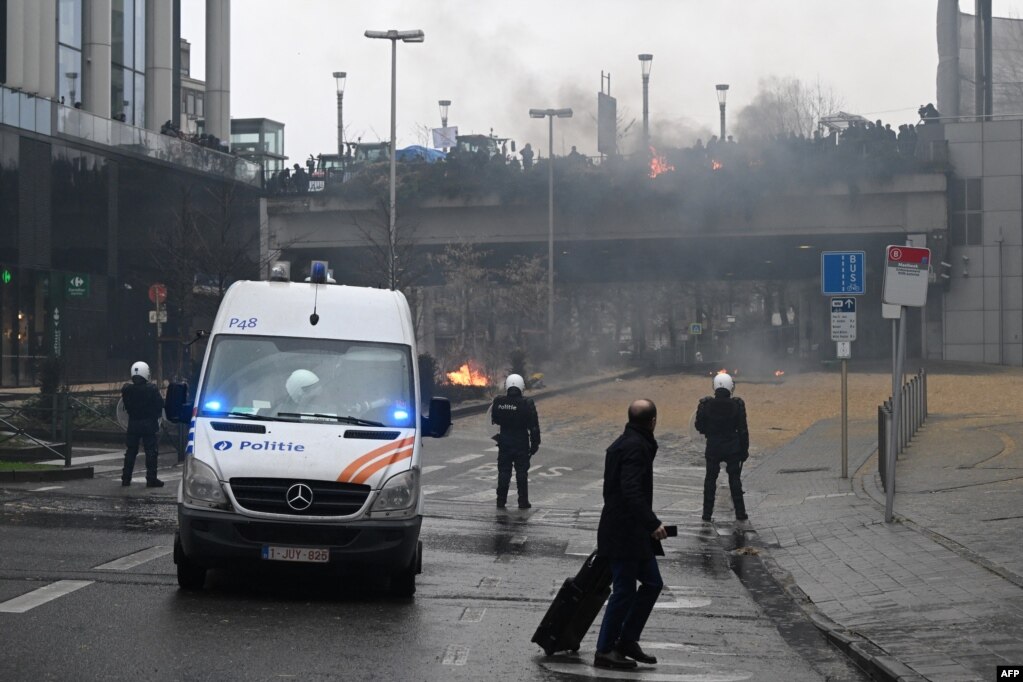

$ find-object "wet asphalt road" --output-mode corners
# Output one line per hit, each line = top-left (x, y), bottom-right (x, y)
(0, 415), (870, 681)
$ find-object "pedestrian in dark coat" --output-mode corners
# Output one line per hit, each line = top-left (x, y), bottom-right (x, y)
(594, 399), (667, 670)
(696, 372), (749, 521)
(120, 361), (165, 487)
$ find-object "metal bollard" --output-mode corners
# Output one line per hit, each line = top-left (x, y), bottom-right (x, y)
(61, 391), (72, 467)
(878, 405), (887, 490)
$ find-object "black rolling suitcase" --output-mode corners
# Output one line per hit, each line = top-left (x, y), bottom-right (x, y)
(531, 551), (612, 656)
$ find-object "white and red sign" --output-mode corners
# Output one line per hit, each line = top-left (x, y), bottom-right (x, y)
(148, 283), (167, 305)
(882, 246), (930, 307)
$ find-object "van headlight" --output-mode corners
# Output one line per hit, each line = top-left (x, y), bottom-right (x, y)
(183, 457), (229, 509)
(370, 469), (418, 517)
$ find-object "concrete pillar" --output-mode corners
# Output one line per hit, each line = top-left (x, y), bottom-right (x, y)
(205, 0), (230, 141)
(936, 0), (960, 119)
(38, 0), (57, 100)
(145, 0), (173, 131)
(4, 0), (25, 89)
(84, 0), (112, 118)
(21, 0), (39, 94)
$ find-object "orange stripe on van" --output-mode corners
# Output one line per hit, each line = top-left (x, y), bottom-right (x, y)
(337, 436), (415, 483)
(351, 446), (414, 485)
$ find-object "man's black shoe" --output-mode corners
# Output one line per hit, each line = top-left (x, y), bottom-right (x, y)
(616, 640), (657, 664)
(701, 515), (712, 522)
(518, 502), (531, 509)
(496, 500), (506, 509)
(736, 513), (749, 521)
(146, 479), (165, 488)
(121, 479), (131, 487)
(593, 650), (637, 670)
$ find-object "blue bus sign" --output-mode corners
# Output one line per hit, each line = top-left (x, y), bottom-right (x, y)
(821, 251), (866, 295)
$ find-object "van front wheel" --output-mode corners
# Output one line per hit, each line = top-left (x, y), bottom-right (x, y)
(174, 533), (207, 591)
(390, 541), (421, 597)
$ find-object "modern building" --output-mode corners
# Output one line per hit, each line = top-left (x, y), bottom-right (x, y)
(1, 0), (266, 388)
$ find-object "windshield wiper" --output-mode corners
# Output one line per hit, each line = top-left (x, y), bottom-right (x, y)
(205, 410), (284, 422)
(277, 412), (386, 427)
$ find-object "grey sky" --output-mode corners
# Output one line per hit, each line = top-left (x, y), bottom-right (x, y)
(182, 1), (1023, 163)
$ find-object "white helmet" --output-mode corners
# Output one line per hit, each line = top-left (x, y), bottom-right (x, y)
(130, 361), (151, 381)
(505, 373), (525, 392)
(286, 369), (320, 401)
(713, 372), (734, 394)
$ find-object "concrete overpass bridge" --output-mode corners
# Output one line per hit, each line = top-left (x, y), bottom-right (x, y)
(264, 171), (948, 362)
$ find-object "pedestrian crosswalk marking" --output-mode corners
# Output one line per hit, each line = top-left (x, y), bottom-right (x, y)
(131, 472), (182, 484)
(0, 580), (93, 613)
(446, 453), (485, 464)
(29, 486), (63, 492)
(423, 485), (458, 496)
(454, 490), (496, 502)
(93, 546), (173, 571)
(459, 607), (486, 622)
(421, 465), (446, 475)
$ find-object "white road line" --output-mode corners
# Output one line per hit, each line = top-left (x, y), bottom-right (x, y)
(30, 486), (63, 492)
(441, 644), (470, 665)
(40, 452), (121, 466)
(93, 546), (173, 571)
(565, 538), (596, 556)
(421, 465), (446, 475)
(454, 490), (495, 502)
(93, 465), (123, 474)
(446, 453), (485, 464)
(805, 492), (855, 500)
(131, 472), (182, 484)
(0, 580), (93, 613)
(423, 485), (458, 496)
(459, 607), (486, 622)
(485, 446), (498, 452)
(478, 576), (501, 588)
(509, 535), (527, 547)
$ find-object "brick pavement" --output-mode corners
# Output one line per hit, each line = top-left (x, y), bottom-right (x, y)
(742, 415), (1023, 681)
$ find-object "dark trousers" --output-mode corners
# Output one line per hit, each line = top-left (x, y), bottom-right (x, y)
(703, 453), (746, 518)
(122, 431), (159, 482)
(595, 557), (663, 652)
(496, 447), (530, 505)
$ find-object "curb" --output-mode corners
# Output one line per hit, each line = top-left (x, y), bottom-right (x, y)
(0, 466), (94, 482)
(450, 369), (645, 419)
(755, 540), (926, 682)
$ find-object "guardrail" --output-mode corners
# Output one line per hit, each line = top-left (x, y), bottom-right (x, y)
(877, 368), (927, 491)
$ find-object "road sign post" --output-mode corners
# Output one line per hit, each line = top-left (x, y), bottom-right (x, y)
(149, 283), (167, 386)
(881, 245), (931, 523)
(822, 254), (864, 480)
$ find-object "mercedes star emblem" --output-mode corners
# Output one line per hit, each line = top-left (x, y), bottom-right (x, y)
(285, 483), (314, 511)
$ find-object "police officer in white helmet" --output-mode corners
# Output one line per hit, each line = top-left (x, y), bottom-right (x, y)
(490, 373), (541, 509)
(695, 372), (749, 522)
(120, 361), (165, 487)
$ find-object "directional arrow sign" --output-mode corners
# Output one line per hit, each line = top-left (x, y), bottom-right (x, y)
(830, 297), (856, 341)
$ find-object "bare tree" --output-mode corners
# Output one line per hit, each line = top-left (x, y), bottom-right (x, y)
(734, 76), (845, 140)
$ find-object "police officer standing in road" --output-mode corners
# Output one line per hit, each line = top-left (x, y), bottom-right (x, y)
(491, 373), (540, 509)
(696, 373), (749, 522)
(120, 361), (165, 488)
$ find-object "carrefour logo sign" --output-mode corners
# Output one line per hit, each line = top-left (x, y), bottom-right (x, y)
(212, 440), (305, 452)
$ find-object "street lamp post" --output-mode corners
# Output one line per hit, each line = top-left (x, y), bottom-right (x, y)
(716, 84), (729, 140)
(639, 54), (653, 149)
(438, 99), (451, 151)
(365, 29), (425, 290)
(529, 107), (573, 350)
(333, 71), (347, 161)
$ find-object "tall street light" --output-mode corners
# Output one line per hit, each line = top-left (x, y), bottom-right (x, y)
(333, 71), (347, 160)
(529, 107), (573, 350)
(365, 29), (425, 290)
(716, 83), (729, 140)
(639, 54), (653, 149)
(438, 99), (451, 151)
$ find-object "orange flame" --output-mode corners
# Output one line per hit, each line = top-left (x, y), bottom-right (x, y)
(446, 363), (489, 387)
(648, 146), (675, 178)
(711, 159), (723, 171)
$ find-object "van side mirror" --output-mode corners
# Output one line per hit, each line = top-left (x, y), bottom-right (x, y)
(164, 381), (192, 423)
(422, 397), (451, 438)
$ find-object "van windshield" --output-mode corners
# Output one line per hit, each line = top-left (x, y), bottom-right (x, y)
(198, 335), (415, 427)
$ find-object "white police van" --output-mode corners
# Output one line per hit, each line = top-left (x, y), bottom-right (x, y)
(166, 261), (450, 596)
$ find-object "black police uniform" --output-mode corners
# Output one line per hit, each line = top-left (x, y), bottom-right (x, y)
(490, 387), (540, 508)
(695, 388), (749, 520)
(120, 376), (165, 486)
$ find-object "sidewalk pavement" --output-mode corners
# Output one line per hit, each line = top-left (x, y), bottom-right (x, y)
(744, 412), (1023, 681)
